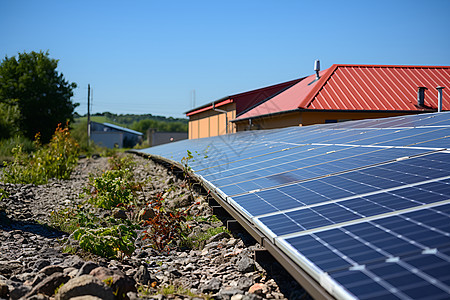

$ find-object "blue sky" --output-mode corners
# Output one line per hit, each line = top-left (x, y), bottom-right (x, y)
(2, 0), (449, 118)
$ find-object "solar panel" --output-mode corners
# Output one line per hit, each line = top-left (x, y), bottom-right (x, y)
(136, 111), (450, 300)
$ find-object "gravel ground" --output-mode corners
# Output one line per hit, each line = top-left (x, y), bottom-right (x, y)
(0, 154), (311, 300)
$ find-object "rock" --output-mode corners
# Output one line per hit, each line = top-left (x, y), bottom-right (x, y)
(26, 272), (69, 297)
(9, 284), (31, 300)
(137, 207), (155, 221)
(33, 259), (51, 271)
(237, 256), (255, 273)
(207, 231), (231, 244)
(242, 294), (263, 300)
(62, 256), (85, 269)
(76, 261), (99, 277)
(55, 275), (114, 300)
(218, 287), (244, 300)
(13, 272), (35, 282)
(29, 273), (47, 287)
(40, 265), (64, 276)
(0, 280), (8, 298)
(26, 294), (51, 300)
(199, 277), (222, 293)
(70, 296), (104, 300)
(0, 261), (22, 276)
(133, 265), (150, 285)
(237, 277), (253, 291)
(248, 283), (268, 295)
(112, 208), (127, 220)
(231, 295), (244, 300)
(89, 267), (137, 299)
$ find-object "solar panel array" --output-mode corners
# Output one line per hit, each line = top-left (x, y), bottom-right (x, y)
(138, 112), (450, 300)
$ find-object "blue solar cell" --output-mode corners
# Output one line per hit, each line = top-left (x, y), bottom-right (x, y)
(137, 112), (450, 300)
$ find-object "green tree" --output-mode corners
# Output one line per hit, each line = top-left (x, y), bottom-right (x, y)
(0, 51), (78, 142)
(0, 102), (21, 139)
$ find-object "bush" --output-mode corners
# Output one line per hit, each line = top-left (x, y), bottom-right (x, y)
(86, 169), (139, 209)
(1, 124), (79, 184)
(0, 135), (35, 160)
(73, 224), (136, 259)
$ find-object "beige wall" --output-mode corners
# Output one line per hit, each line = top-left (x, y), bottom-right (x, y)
(234, 111), (417, 132)
(188, 103), (236, 139)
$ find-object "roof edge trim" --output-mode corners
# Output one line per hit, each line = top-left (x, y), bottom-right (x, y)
(186, 99), (233, 116)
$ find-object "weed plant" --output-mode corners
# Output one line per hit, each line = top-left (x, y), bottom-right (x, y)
(73, 224), (137, 259)
(2, 124), (79, 184)
(141, 192), (191, 252)
(86, 169), (139, 209)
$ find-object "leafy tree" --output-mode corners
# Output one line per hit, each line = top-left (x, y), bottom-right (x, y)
(0, 51), (78, 142)
(0, 102), (21, 139)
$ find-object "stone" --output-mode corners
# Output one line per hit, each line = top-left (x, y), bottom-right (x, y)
(55, 275), (114, 300)
(70, 296), (103, 300)
(29, 273), (47, 287)
(199, 277), (222, 293)
(133, 265), (150, 285)
(9, 284), (31, 300)
(236, 256), (255, 273)
(112, 208), (127, 220)
(76, 261), (99, 277)
(0, 261), (22, 276)
(236, 277), (253, 291)
(242, 294), (263, 300)
(33, 259), (51, 271)
(137, 207), (155, 221)
(231, 295), (244, 300)
(26, 294), (51, 300)
(89, 267), (137, 299)
(62, 255), (85, 269)
(26, 272), (69, 297)
(207, 232), (231, 244)
(218, 287), (244, 300)
(40, 265), (64, 276)
(0, 280), (8, 298)
(248, 283), (268, 295)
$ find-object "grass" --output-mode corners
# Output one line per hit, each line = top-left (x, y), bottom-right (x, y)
(181, 225), (230, 250)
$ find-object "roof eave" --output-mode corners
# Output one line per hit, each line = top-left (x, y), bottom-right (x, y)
(231, 108), (437, 123)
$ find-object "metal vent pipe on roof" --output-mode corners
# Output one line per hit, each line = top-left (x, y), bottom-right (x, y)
(437, 86), (445, 112)
(314, 60), (320, 80)
(417, 87), (427, 107)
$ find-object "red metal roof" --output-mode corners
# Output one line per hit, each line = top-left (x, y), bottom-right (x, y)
(185, 78), (301, 117)
(235, 64), (450, 120)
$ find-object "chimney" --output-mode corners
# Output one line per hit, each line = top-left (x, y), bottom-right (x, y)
(314, 60), (320, 80)
(437, 86), (445, 112)
(417, 87), (427, 107)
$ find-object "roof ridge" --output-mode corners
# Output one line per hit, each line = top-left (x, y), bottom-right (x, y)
(298, 64), (339, 109)
(332, 64), (450, 69)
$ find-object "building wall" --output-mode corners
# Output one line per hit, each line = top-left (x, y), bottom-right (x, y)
(234, 110), (420, 131)
(188, 103), (236, 139)
(91, 132), (123, 148)
(148, 132), (188, 147)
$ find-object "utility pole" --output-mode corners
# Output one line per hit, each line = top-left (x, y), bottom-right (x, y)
(87, 84), (91, 147)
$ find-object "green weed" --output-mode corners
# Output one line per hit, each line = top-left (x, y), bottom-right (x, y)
(85, 169), (139, 209)
(1, 124), (79, 184)
(73, 224), (137, 259)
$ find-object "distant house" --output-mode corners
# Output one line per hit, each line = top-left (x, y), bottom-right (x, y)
(232, 64), (450, 131)
(146, 129), (188, 147)
(184, 78), (302, 139)
(90, 122), (143, 148)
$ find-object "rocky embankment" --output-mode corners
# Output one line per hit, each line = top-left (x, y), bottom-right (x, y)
(0, 155), (310, 300)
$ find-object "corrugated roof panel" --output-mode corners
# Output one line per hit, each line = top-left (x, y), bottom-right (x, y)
(235, 65), (450, 121)
(306, 65), (450, 111)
